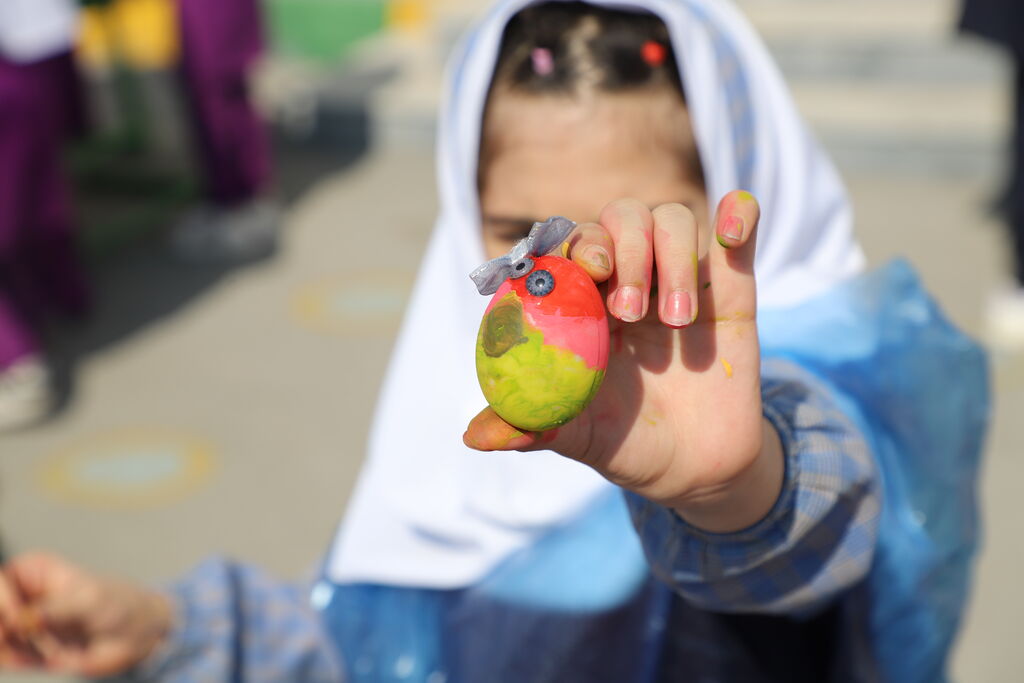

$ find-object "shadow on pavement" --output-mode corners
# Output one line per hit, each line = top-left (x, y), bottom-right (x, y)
(45, 93), (375, 420)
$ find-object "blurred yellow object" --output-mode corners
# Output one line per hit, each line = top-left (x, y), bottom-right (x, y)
(388, 0), (430, 33)
(77, 7), (115, 71)
(77, 0), (180, 72)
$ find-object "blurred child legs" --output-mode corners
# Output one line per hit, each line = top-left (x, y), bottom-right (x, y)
(959, 0), (1024, 346)
(0, 52), (90, 430)
(170, 0), (279, 263)
(992, 63), (1024, 339)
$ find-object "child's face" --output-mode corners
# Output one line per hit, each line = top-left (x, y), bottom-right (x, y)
(479, 89), (708, 260)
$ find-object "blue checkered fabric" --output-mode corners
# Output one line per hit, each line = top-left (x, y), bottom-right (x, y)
(627, 358), (880, 616)
(122, 359), (879, 682)
(122, 559), (344, 683)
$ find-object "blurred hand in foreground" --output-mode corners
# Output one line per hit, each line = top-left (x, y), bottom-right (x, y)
(0, 552), (171, 676)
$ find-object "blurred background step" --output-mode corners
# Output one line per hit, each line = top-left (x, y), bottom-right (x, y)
(275, 0), (1007, 179)
(738, 0), (1010, 177)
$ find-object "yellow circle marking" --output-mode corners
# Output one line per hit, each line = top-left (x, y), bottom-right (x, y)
(290, 271), (413, 337)
(39, 429), (216, 510)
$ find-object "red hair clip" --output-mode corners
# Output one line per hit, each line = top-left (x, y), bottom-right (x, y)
(641, 40), (667, 67)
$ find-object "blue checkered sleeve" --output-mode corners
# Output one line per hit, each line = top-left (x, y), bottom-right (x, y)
(625, 358), (880, 616)
(114, 557), (345, 682)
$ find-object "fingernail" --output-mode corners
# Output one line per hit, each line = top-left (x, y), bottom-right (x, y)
(614, 286), (644, 322)
(717, 216), (744, 246)
(664, 290), (693, 327)
(581, 245), (610, 271)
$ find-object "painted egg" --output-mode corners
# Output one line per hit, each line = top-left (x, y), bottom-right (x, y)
(476, 254), (609, 431)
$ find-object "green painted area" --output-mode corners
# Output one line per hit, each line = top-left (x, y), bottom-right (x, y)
(477, 293), (605, 431)
(264, 0), (387, 63)
(481, 295), (528, 357)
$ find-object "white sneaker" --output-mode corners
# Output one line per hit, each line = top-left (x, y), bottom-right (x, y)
(986, 285), (1024, 352)
(170, 197), (281, 264)
(0, 355), (54, 432)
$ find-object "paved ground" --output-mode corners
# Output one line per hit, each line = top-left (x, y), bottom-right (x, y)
(3, 0), (1023, 681)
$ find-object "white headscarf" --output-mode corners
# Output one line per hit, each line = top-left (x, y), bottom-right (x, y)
(328, 0), (865, 588)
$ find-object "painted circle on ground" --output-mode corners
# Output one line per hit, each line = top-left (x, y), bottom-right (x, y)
(290, 271), (413, 337)
(39, 430), (216, 509)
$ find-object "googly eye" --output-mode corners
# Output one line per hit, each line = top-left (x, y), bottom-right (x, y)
(511, 257), (534, 279)
(525, 269), (555, 297)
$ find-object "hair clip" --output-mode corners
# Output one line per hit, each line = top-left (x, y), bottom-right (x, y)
(531, 47), (555, 77)
(641, 40), (667, 67)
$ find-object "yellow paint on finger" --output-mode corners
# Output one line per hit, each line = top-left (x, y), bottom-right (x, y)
(721, 357), (734, 379)
(561, 241), (571, 258)
(713, 312), (756, 324)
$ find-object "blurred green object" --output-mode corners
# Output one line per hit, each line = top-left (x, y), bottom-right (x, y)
(70, 65), (198, 262)
(264, 0), (386, 63)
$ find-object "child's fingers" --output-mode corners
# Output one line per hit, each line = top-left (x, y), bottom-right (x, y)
(36, 579), (100, 629)
(463, 407), (593, 464)
(4, 553), (67, 604)
(463, 407), (538, 452)
(566, 222), (615, 283)
(713, 190), (759, 252)
(0, 575), (42, 670)
(708, 191), (760, 315)
(5, 553), (95, 631)
(599, 199), (654, 323)
(652, 203), (699, 328)
(0, 572), (24, 640)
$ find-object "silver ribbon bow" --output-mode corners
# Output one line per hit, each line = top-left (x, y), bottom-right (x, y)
(469, 216), (577, 296)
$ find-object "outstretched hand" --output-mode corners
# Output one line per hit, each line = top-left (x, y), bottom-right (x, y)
(0, 552), (171, 675)
(465, 191), (783, 533)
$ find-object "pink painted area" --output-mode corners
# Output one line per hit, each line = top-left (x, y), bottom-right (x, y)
(480, 256), (609, 371)
(523, 306), (608, 371)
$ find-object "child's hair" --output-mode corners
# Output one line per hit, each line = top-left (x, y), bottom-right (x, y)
(491, 2), (684, 99)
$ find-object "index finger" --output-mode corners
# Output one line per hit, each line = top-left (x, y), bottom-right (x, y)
(565, 221), (615, 283)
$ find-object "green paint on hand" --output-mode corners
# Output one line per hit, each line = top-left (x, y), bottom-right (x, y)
(703, 281), (711, 289)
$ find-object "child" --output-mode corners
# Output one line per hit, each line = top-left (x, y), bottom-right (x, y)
(0, 0), (91, 430)
(959, 0), (1024, 347)
(169, 0), (280, 263)
(0, 1), (987, 681)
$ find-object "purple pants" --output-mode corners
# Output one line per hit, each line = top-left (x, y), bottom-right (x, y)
(177, 0), (272, 206)
(0, 52), (90, 369)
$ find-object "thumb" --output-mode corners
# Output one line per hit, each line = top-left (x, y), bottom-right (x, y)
(463, 406), (588, 460)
